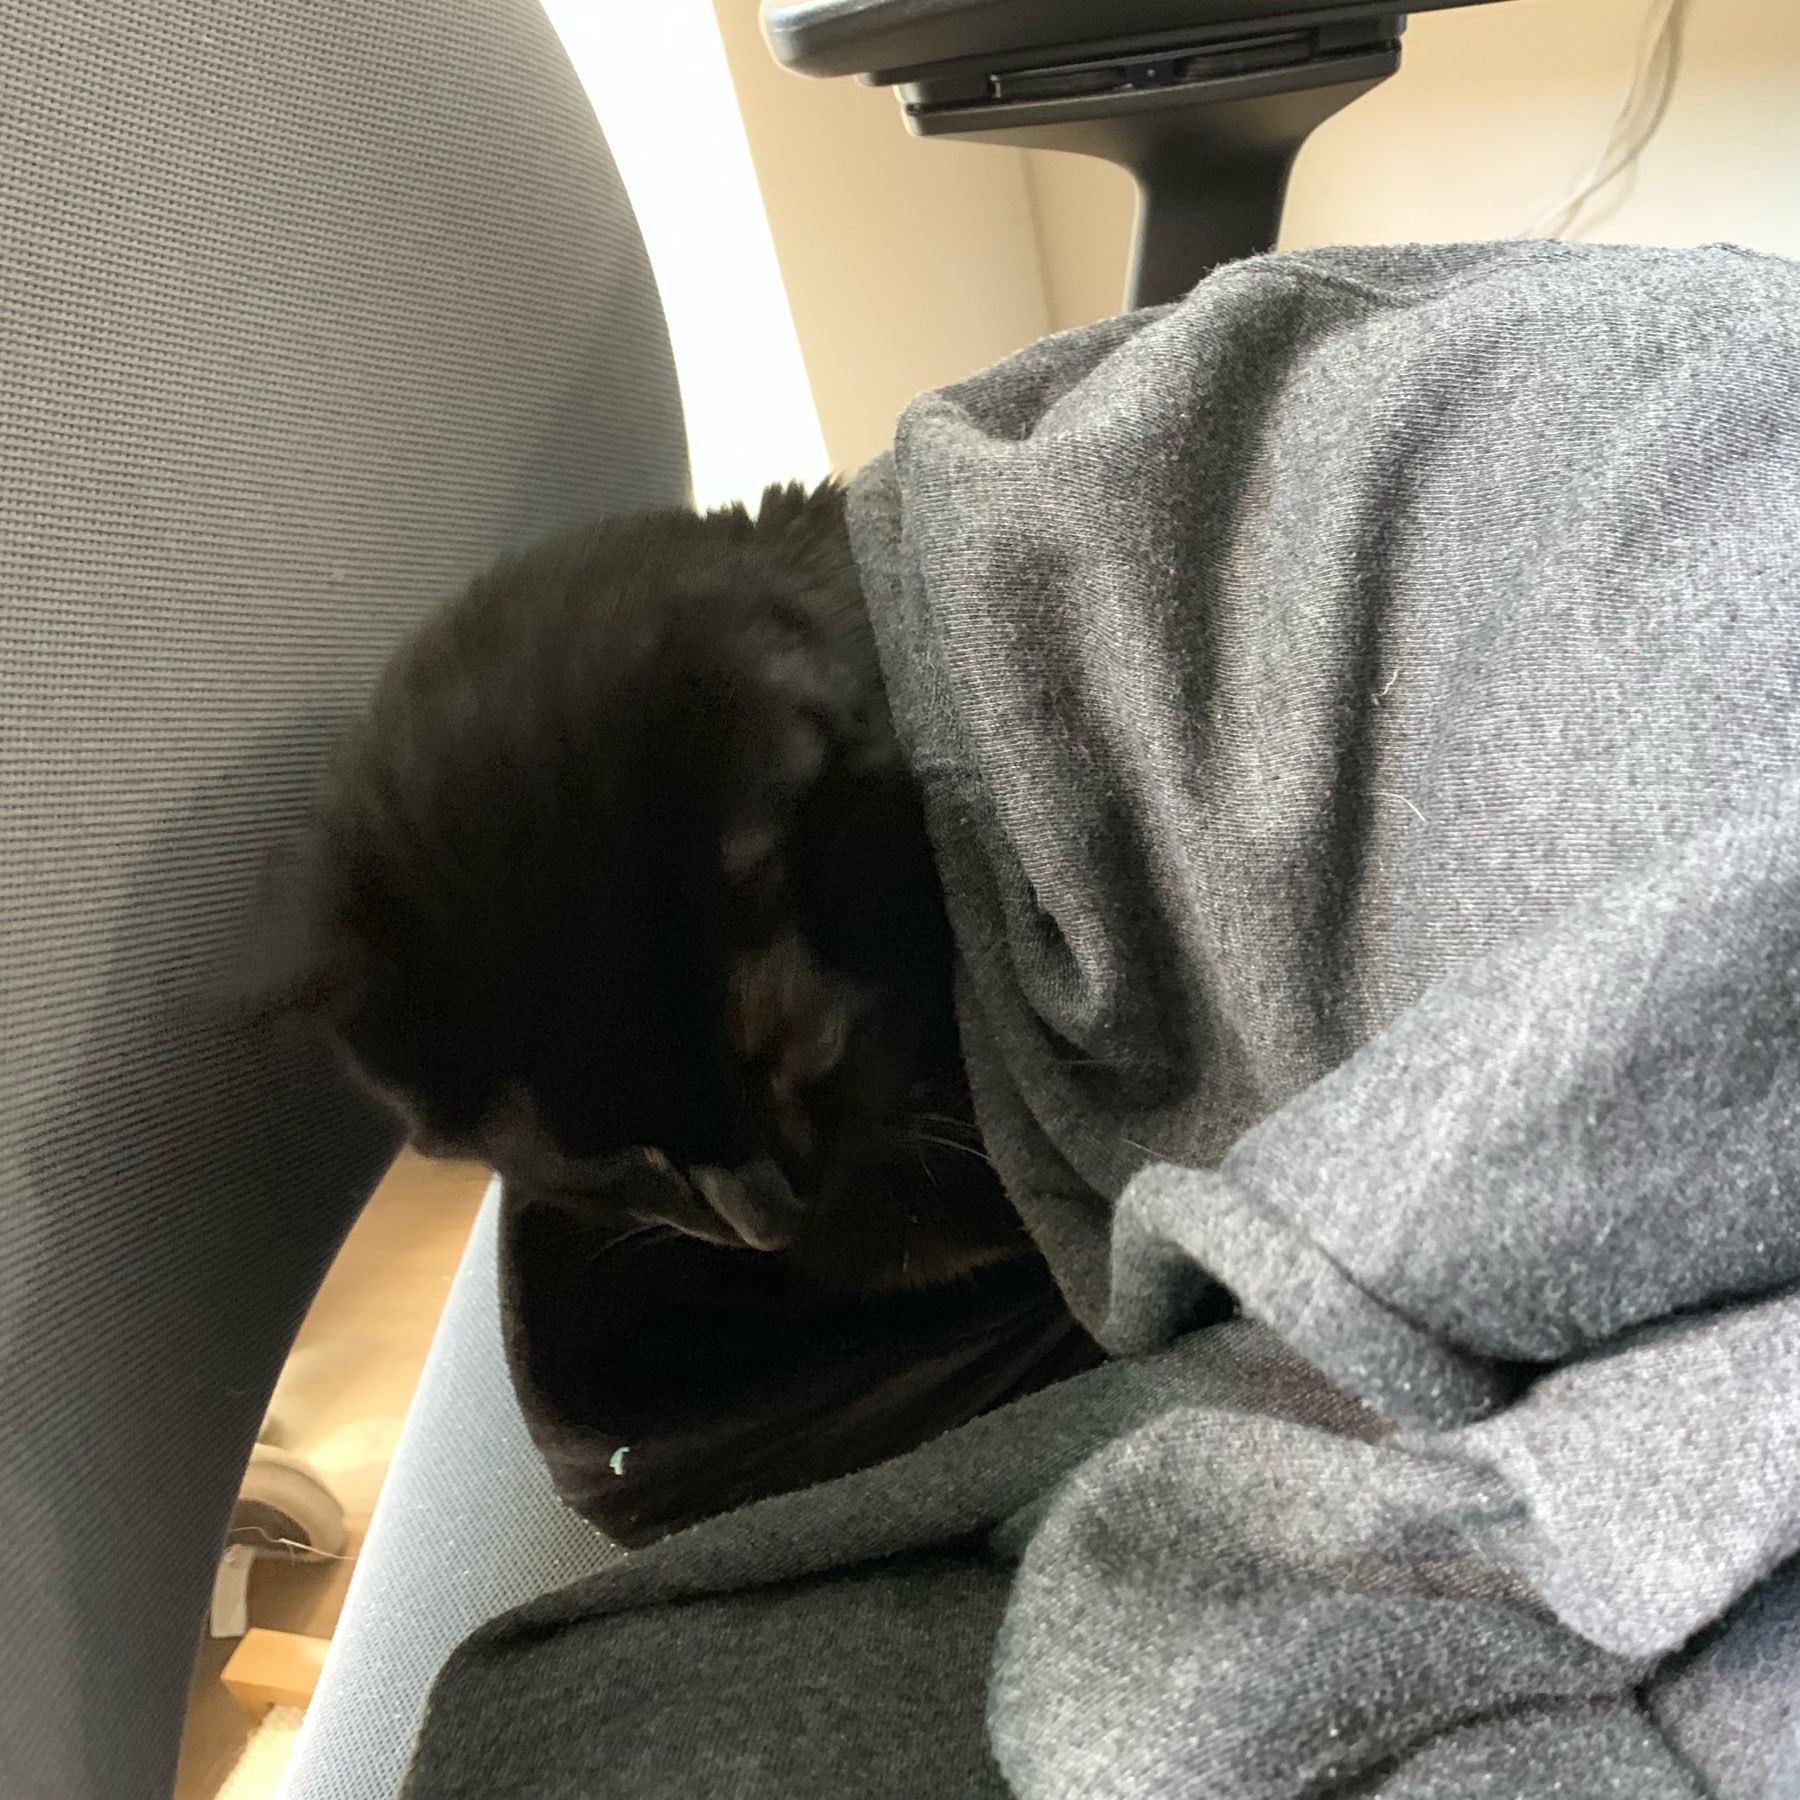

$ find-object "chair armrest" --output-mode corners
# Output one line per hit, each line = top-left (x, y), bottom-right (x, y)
(763, 0), (1502, 82)
(762, 0), (1511, 309)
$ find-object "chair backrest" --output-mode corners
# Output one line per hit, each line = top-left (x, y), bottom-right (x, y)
(0, 4), (687, 1793)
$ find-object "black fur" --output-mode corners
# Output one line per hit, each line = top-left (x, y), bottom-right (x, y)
(258, 482), (1029, 1293)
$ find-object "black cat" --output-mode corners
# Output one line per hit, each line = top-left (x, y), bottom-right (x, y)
(259, 481), (1029, 1293)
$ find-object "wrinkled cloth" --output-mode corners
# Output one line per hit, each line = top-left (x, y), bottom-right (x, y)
(405, 1327), (1369, 1798)
(404, 242), (1800, 1798)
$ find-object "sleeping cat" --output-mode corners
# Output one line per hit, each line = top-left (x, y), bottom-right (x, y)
(259, 481), (1031, 1295)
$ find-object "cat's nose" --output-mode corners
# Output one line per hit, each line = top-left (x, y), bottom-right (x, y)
(689, 1161), (798, 1252)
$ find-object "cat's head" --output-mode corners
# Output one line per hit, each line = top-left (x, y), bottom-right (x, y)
(255, 483), (1025, 1290)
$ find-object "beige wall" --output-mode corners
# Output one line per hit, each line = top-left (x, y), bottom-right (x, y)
(548, 2), (831, 507)
(1020, 153), (1137, 336)
(1028, 0), (1800, 331)
(722, 0), (1800, 450)
(712, 2), (1050, 474)
(1286, 0), (1800, 254)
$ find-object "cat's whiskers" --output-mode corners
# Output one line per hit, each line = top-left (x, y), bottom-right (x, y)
(908, 1140), (944, 1196)
(908, 1112), (987, 1151)
(904, 1129), (995, 1169)
(583, 1220), (680, 1268)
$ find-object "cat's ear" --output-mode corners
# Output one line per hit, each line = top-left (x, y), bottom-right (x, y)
(753, 478), (846, 549)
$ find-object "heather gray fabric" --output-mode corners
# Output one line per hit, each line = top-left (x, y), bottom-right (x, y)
(0, 4), (684, 1795)
(1656, 1563), (1800, 1800)
(877, 241), (1800, 1797)
(404, 243), (1800, 1798)
(405, 1323), (1372, 1798)
(993, 1291), (1800, 1798)
(860, 240), (1800, 1341)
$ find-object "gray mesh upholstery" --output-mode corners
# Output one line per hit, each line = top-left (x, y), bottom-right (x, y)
(284, 1186), (625, 1800)
(0, 5), (686, 1795)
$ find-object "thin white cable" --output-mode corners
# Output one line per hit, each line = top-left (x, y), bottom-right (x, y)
(1530, 0), (1692, 240)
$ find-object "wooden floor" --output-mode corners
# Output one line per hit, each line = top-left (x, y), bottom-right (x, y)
(174, 1151), (488, 1800)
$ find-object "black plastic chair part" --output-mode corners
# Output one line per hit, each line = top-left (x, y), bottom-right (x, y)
(764, 0), (1511, 307)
